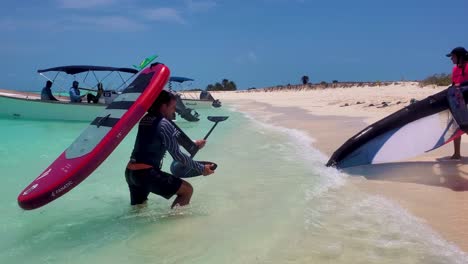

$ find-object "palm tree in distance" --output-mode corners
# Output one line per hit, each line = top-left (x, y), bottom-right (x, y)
(222, 79), (229, 89)
(228, 80), (237, 90)
(206, 79), (238, 91)
(301, 75), (309, 85)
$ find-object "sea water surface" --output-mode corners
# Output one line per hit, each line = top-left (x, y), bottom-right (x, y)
(1, 106), (467, 263)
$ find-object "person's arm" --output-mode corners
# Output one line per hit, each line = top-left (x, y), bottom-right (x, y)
(453, 66), (460, 87)
(77, 88), (86, 98)
(69, 88), (82, 102)
(158, 119), (205, 174)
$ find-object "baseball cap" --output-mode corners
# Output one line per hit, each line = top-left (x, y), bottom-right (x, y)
(446, 47), (468, 57)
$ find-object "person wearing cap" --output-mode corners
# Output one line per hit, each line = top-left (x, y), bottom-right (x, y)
(446, 46), (468, 159)
(69, 80), (86, 103)
(447, 47), (468, 86)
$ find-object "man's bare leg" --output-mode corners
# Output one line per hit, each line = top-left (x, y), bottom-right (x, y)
(172, 181), (193, 208)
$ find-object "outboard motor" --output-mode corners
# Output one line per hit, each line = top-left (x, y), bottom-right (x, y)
(200, 90), (214, 100)
(212, 99), (222, 108)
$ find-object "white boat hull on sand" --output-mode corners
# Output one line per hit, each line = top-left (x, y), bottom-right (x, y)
(181, 99), (215, 109)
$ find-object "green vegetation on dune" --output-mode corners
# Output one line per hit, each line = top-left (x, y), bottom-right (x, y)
(206, 78), (237, 91)
(419, 73), (452, 86)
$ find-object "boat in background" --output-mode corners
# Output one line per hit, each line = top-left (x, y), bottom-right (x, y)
(0, 67), (207, 123)
(168, 76), (200, 122)
(38, 65), (139, 103)
(0, 65), (139, 122)
(168, 76), (222, 110)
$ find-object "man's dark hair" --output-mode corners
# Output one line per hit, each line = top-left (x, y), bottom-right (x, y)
(148, 90), (176, 113)
(46, 80), (53, 87)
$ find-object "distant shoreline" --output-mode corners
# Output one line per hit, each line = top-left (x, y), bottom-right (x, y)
(233, 81), (447, 92)
(3, 80), (447, 94)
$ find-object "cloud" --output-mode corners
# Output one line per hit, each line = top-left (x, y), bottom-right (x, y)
(0, 18), (58, 31)
(247, 51), (258, 63)
(185, 0), (217, 12)
(57, 0), (117, 9)
(235, 51), (259, 64)
(0, 18), (18, 31)
(0, 15), (145, 33)
(63, 15), (147, 31)
(143, 8), (185, 24)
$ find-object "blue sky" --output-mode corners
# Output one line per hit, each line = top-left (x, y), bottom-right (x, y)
(1, 0), (468, 90)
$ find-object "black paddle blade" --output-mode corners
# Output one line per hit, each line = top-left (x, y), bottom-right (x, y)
(203, 116), (228, 141)
(207, 116), (229, 122)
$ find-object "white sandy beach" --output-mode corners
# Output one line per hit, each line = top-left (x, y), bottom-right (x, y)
(213, 82), (468, 252)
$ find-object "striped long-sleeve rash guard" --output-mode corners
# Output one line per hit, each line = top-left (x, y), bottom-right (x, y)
(130, 114), (204, 175)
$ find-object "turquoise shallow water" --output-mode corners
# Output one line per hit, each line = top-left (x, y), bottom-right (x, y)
(1, 106), (467, 263)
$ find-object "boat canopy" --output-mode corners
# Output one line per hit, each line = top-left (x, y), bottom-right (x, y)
(169, 76), (194, 83)
(37, 65), (138, 75)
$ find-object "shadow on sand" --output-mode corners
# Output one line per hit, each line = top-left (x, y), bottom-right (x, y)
(343, 157), (468, 191)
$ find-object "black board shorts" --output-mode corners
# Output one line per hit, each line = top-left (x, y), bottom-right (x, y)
(125, 168), (182, 205)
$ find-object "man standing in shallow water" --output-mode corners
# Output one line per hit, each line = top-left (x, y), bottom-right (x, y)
(446, 47), (468, 160)
(125, 90), (215, 208)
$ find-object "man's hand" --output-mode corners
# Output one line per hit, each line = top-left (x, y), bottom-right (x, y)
(195, 139), (206, 149)
(202, 163), (215, 176)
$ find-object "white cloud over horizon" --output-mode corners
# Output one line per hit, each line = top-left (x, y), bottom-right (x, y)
(235, 51), (259, 64)
(57, 0), (118, 9)
(0, 15), (146, 33)
(185, 0), (216, 12)
(0, 17), (59, 31)
(63, 15), (147, 31)
(1, 1), (218, 33)
(247, 51), (258, 63)
(143, 8), (185, 25)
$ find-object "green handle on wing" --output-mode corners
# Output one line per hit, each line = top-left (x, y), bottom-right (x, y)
(133, 55), (158, 70)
